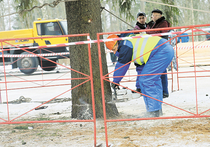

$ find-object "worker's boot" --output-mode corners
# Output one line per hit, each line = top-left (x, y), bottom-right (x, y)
(151, 109), (163, 117)
(138, 109), (162, 118)
(132, 88), (141, 93)
(163, 93), (169, 98)
(147, 110), (160, 117)
(159, 109), (163, 116)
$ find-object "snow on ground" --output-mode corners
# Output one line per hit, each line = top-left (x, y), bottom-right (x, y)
(0, 54), (210, 146)
(0, 55), (210, 120)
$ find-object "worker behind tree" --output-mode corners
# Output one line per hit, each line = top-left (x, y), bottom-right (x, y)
(177, 28), (189, 43)
(105, 34), (174, 117)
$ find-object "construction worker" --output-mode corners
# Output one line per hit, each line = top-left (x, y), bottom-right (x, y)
(105, 34), (174, 117)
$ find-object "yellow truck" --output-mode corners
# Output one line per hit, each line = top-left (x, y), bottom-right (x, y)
(0, 18), (69, 74)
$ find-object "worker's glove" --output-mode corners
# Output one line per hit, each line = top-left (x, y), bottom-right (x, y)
(111, 83), (120, 90)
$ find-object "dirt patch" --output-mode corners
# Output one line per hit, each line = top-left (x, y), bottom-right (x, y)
(1, 117), (210, 147)
(107, 118), (210, 146)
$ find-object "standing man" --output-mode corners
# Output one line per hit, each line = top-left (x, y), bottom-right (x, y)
(134, 12), (147, 30)
(147, 9), (171, 98)
(105, 34), (174, 117)
(133, 12), (148, 93)
(147, 9), (170, 39)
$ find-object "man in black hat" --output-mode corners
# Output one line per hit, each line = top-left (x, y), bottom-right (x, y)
(146, 9), (170, 40)
(146, 9), (171, 99)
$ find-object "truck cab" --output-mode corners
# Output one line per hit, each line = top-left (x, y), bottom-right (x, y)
(0, 19), (69, 74)
(34, 19), (68, 46)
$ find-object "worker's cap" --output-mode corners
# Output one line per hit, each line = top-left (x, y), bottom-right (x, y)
(137, 12), (146, 18)
(151, 9), (163, 15)
(105, 34), (119, 50)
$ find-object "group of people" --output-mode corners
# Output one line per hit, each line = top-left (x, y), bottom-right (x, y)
(106, 9), (175, 117)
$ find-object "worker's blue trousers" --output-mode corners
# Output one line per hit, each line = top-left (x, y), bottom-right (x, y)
(137, 39), (174, 112)
(161, 70), (169, 95)
(136, 67), (169, 95)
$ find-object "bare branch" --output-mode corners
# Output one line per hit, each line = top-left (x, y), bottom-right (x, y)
(0, 0), (77, 18)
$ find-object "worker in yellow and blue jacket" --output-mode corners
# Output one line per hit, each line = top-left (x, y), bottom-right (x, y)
(105, 34), (174, 117)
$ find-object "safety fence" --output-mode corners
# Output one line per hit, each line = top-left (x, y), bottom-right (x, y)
(0, 24), (210, 146)
(0, 33), (97, 145)
(97, 24), (210, 146)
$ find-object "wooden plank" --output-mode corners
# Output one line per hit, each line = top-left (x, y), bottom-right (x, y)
(177, 41), (210, 67)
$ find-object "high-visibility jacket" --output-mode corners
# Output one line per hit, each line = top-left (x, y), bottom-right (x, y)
(113, 34), (162, 84)
(128, 34), (161, 65)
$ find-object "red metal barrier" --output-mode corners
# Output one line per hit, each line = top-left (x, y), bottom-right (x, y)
(97, 24), (210, 147)
(1, 24), (210, 146)
(0, 34), (97, 146)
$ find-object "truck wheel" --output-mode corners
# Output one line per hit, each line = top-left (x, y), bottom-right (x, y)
(41, 60), (57, 71)
(17, 52), (39, 74)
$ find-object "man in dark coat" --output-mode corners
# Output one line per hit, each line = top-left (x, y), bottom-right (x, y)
(146, 9), (170, 40)
(146, 9), (171, 98)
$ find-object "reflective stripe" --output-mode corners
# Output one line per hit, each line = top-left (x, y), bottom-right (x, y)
(133, 37), (148, 65)
(123, 40), (126, 45)
(140, 37), (148, 64)
(133, 38), (140, 64)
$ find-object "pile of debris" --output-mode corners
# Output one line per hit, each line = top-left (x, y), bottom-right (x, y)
(3, 96), (71, 104)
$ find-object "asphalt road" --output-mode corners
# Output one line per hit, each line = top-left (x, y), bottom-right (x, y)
(0, 66), (72, 103)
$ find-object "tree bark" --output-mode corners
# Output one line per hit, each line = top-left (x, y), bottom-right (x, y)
(65, 0), (118, 119)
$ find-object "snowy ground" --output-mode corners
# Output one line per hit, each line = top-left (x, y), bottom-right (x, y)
(0, 54), (210, 146)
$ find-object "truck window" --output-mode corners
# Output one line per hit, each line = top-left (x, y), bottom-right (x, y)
(36, 22), (62, 36)
(36, 23), (42, 35)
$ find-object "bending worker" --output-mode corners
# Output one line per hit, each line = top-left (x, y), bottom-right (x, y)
(105, 34), (174, 117)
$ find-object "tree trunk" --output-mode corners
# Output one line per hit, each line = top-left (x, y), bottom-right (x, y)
(65, 0), (119, 119)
